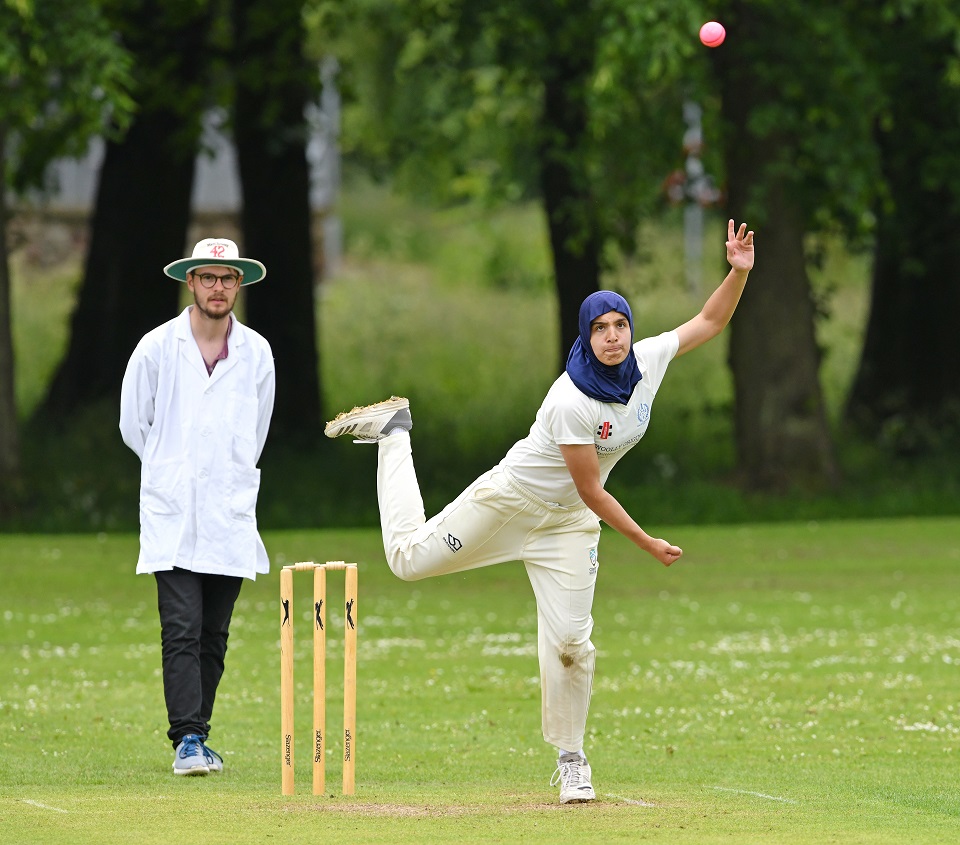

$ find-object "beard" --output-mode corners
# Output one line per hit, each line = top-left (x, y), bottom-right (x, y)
(193, 291), (233, 320)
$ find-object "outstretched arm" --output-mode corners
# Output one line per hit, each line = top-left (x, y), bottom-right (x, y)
(559, 443), (683, 567)
(675, 219), (755, 357)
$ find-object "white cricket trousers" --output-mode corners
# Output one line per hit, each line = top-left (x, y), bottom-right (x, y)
(377, 432), (601, 751)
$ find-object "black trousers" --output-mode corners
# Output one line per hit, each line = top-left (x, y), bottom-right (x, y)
(155, 568), (244, 747)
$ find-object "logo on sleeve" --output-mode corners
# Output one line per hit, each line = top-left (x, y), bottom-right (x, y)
(637, 404), (650, 424)
(597, 421), (613, 440)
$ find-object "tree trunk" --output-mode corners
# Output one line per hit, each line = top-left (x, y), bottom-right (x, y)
(36, 2), (212, 422)
(538, 49), (602, 372)
(714, 8), (839, 491)
(726, 179), (839, 489)
(0, 127), (22, 501)
(846, 24), (960, 449)
(232, 0), (321, 439)
(38, 118), (195, 420)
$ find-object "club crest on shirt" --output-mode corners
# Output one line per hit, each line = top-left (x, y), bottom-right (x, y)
(588, 548), (599, 575)
(596, 421), (613, 440)
(637, 404), (650, 424)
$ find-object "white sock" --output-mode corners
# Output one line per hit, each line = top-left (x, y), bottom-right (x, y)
(559, 748), (585, 761)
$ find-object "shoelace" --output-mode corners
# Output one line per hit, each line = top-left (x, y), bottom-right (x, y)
(201, 742), (223, 767)
(551, 758), (589, 789)
(178, 735), (205, 759)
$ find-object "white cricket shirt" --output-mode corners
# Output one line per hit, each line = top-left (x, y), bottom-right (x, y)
(500, 330), (679, 507)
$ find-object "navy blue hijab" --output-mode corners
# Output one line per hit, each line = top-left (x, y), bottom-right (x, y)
(565, 290), (642, 405)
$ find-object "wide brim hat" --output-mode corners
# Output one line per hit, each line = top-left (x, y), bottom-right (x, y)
(163, 238), (266, 285)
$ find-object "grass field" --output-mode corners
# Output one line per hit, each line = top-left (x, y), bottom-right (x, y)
(2, 519), (959, 843)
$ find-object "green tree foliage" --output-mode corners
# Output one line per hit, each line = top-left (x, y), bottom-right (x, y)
(1, 0), (134, 191)
(314, 0), (708, 361)
(0, 0), (132, 506)
(711, 0), (883, 235)
(317, 0), (700, 219)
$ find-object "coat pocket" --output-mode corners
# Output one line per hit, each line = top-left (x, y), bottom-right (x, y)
(141, 459), (184, 516)
(230, 463), (261, 521)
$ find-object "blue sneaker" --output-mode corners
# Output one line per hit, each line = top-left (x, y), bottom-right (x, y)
(173, 734), (210, 776)
(201, 740), (224, 773)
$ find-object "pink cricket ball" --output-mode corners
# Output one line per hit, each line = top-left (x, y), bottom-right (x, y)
(699, 21), (726, 48)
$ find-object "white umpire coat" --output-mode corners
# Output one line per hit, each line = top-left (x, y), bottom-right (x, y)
(119, 306), (275, 580)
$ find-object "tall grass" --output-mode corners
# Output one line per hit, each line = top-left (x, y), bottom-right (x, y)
(8, 183), (958, 531)
(10, 254), (81, 419)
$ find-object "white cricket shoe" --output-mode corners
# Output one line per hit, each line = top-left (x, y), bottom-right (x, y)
(551, 752), (596, 804)
(324, 396), (411, 442)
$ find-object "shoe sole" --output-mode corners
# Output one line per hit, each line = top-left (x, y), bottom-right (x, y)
(173, 765), (210, 776)
(560, 787), (596, 804)
(560, 795), (595, 804)
(324, 396), (409, 438)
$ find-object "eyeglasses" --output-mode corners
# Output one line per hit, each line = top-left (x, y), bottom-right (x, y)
(191, 272), (240, 289)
